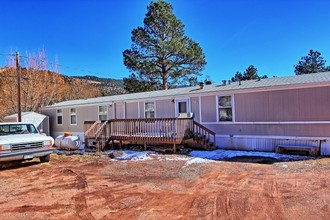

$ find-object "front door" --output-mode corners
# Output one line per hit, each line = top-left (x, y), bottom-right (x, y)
(175, 98), (190, 117)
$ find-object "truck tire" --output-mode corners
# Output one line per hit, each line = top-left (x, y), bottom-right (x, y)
(40, 154), (50, 163)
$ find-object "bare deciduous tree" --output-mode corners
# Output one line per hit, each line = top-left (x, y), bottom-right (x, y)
(0, 49), (102, 120)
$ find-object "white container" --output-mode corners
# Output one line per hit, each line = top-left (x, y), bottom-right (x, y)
(55, 134), (82, 150)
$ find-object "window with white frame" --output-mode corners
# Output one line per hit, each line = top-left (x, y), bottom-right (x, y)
(98, 105), (107, 121)
(56, 109), (63, 125)
(218, 96), (233, 121)
(145, 102), (155, 118)
(70, 108), (77, 125)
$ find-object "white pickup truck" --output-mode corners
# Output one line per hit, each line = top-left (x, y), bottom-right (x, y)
(0, 122), (54, 163)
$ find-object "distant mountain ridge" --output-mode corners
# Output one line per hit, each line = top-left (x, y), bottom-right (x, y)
(72, 75), (127, 96)
(0, 66), (127, 96)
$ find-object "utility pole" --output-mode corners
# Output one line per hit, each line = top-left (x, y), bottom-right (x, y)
(16, 51), (22, 122)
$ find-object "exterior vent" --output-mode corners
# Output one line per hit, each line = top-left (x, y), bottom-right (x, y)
(178, 112), (194, 118)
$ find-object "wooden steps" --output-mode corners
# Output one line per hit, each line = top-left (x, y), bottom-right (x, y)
(275, 145), (318, 156)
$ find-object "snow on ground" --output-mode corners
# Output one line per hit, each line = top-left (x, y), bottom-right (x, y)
(106, 150), (154, 161)
(54, 148), (313, 164)
(105, 149), (313, 162)
(189, 149), (312, 161)
(184, 157), (213, 167)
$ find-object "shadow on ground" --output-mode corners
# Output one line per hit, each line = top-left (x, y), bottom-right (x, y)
(225, 156), (280, 164)
(0, 160), (41, 170)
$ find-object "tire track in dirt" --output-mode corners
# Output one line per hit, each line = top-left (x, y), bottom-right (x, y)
(222, 166), (286, 219)
(214, 171), (254, 219)
(137, 163), (248, 219)
(183, 164), (285, 219)
(59, 167), (94, 219)
(62, 168), (95, 219)
(2, 155), (330, 219)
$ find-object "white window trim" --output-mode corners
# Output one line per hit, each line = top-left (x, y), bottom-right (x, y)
(56, 109), (63, 126)
(144, 101), (156, 118)
(98, 105), (108, 121)
(216, 95), (235, 123)
(70, 108), (77, 125)
(174, 97), (191, 117)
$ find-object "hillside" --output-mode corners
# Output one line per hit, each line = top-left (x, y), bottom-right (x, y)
(0, 67), (126, 120)
(73, 75), (127, 95)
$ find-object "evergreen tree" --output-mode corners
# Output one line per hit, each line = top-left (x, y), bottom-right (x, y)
(123, 73), (160, 93)
(231, 65), (267, 82)
(123, 0), (206, 91)
(294, 50), (330, 75)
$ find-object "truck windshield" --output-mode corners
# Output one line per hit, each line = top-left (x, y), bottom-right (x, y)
(0, 124), (38, 135)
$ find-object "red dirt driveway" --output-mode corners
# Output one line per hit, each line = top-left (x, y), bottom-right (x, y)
(0, 154), (329, 219)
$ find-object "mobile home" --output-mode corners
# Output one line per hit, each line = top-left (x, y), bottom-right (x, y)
(42, 72), (330, 155)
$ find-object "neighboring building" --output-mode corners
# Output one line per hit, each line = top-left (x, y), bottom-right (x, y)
(42, 72), (330, 155)
(4, 112), (50, 136)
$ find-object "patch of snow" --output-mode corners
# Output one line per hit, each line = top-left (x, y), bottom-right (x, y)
(184, 157), (213, 166)
(189, 149), (312, 161)
(54, 147), (314, 163)
(110, 150), (155, 161)
(164, 156), (189, 161)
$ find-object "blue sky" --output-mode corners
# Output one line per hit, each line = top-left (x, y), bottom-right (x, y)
(1, 0), (330, 83)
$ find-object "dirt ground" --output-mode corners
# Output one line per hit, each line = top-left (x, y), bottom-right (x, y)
(0, 153), (330, 220)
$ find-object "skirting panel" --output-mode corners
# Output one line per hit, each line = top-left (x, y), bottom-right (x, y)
(216, 135), (330, 156)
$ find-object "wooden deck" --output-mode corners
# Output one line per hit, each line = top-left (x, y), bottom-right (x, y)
(84, 118), (216, 152)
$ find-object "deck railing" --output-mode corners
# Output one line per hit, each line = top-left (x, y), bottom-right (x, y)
(95, 121), (109, 152)
(192, 120), (216, 149)
(84, 117), (216, 151)
(84, 120), (101, 138)
(108, 118), (193, 142)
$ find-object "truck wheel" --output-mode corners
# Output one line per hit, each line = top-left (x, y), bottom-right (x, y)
(40, 154), (50, 163)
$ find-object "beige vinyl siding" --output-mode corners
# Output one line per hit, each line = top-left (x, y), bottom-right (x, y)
(201, 95), (217, 122)
(62, 108), (70, 131)
(235, 86), (330, 122)
(78, 105), (99, 121)
(190, 96), (200, 122)
(69, 105), (97, 132)
(155, 99), (174, 118)
(42, 108), (56, 132)
(126, 102), (139, 118)
(43, 108), (71, 133)
(109, 104), (115, 119)
(115, 103), (125, 119)
(43, 105), (99, 136)
(139, 101), (144, 118)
